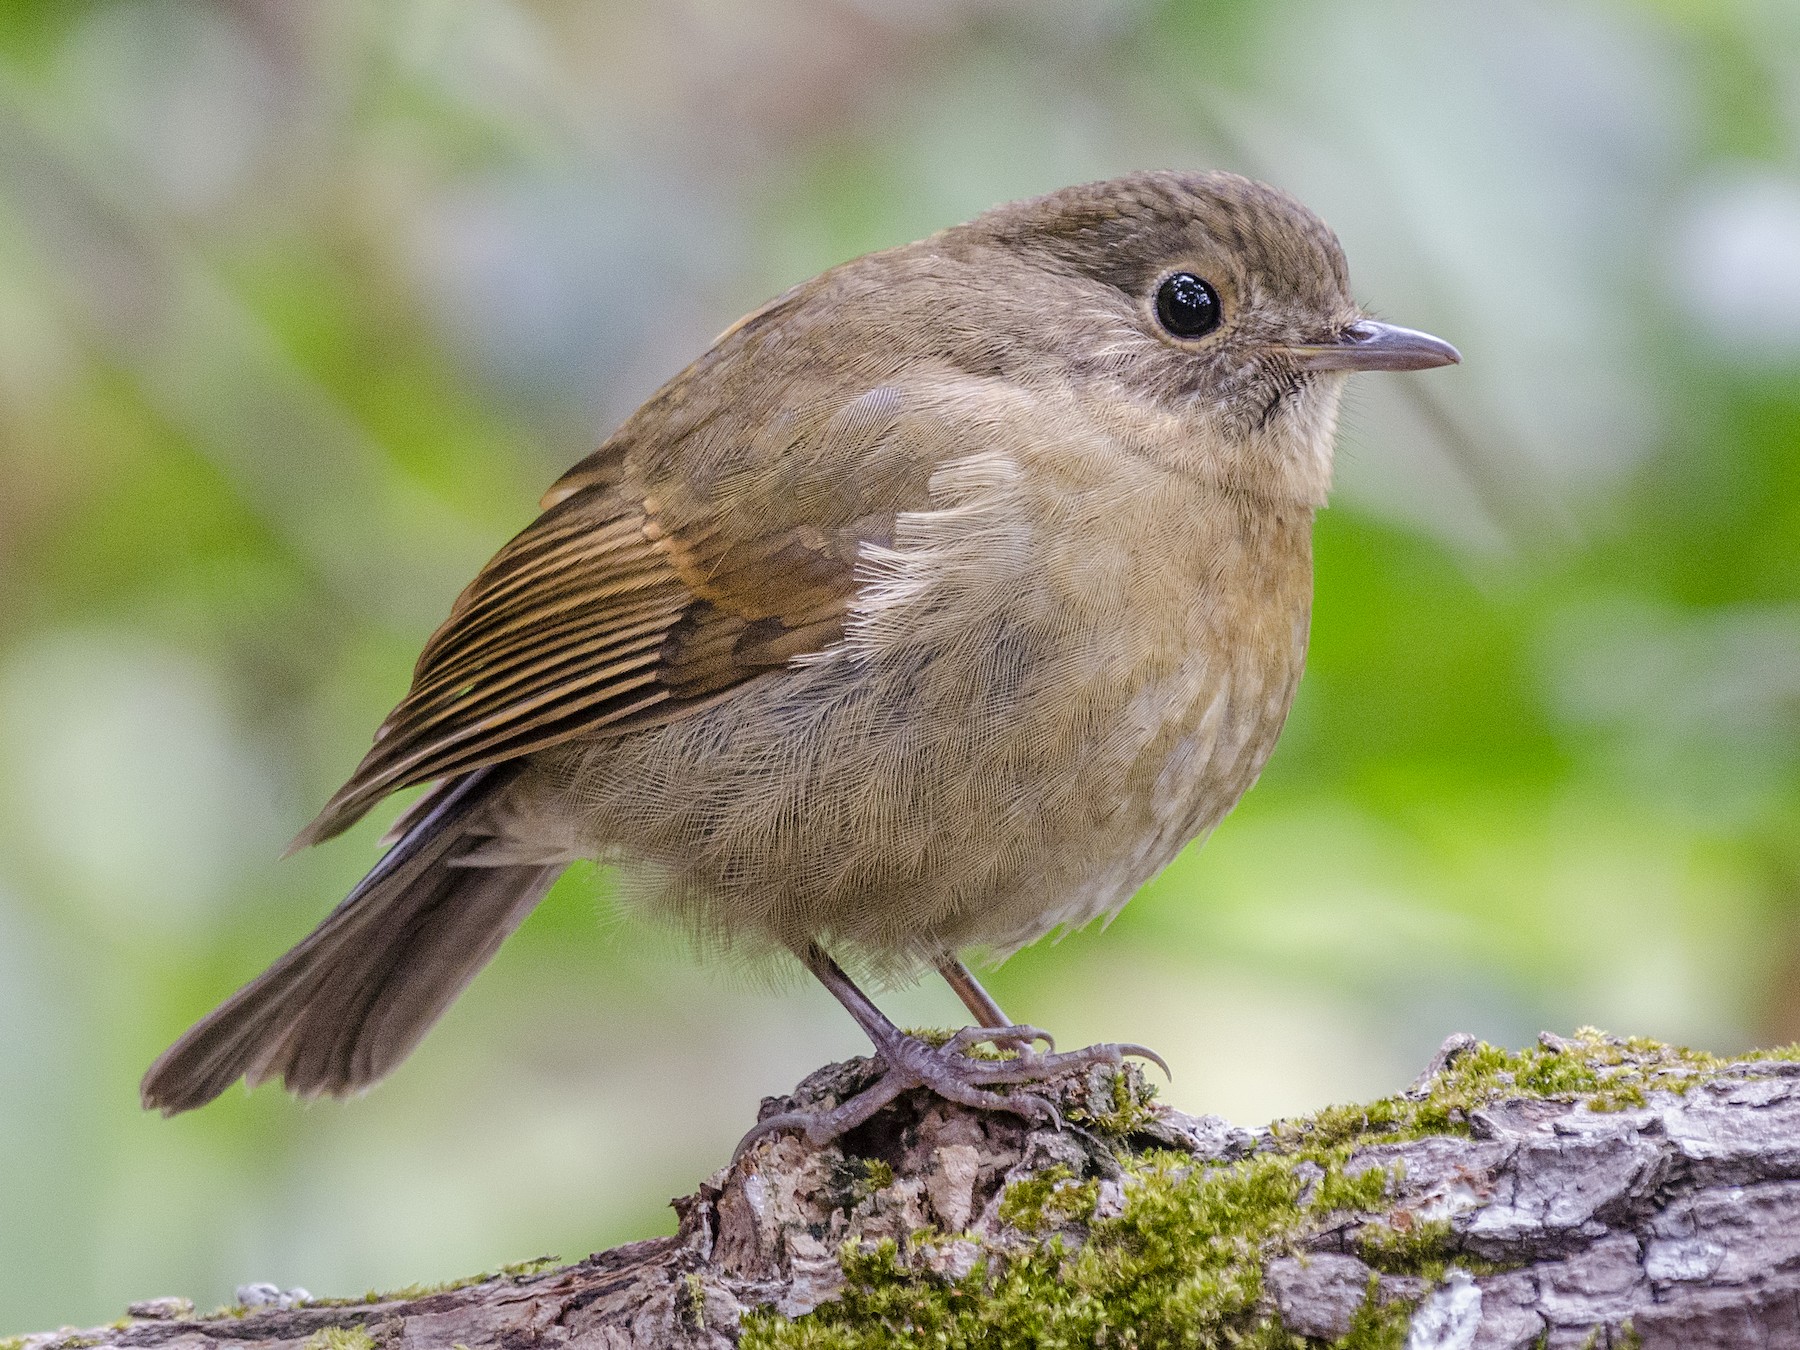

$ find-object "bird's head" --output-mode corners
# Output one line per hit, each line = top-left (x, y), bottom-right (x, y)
(960, 170), (1461, 505)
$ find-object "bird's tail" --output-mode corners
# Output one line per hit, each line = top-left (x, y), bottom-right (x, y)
(141, 768), (561, 1115)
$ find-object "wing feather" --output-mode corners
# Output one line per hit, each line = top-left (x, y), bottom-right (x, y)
(295, 485), (883, 848)
(294, 366), (989, 851)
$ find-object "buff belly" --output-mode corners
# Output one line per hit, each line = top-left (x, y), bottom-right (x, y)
(520, 604), (1298, 977)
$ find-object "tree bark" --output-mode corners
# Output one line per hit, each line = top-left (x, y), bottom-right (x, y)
(15, 1034), (1800, 1349)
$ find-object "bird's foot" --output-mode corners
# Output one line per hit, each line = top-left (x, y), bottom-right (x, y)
(735, 1026), (1167, 1157)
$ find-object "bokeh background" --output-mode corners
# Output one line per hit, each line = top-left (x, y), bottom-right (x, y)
(2, 0), (1798, 1331)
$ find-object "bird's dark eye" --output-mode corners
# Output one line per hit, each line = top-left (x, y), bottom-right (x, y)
(1154, 273), (1221, 339)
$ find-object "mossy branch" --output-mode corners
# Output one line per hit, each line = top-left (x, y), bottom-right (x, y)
(12, 1031), (1800, 1350)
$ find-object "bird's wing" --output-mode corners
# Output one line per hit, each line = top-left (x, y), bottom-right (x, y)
(293, 375), (951, 848)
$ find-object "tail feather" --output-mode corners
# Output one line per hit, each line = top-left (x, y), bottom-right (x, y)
(142, 768), (562, 1115)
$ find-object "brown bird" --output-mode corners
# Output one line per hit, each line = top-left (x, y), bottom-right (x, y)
(141, 170), (1459, 1146)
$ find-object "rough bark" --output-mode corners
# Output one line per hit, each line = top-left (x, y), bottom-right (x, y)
(15, 1033), (1800, 1349)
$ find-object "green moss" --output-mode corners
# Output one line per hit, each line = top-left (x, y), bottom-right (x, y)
(1335, 1274), (1413, 1350)
(817, 1155), (903, 1214)
(1357, 1217), (1455, 1279)
(902, 1028), (1013, 1060)
(904, 1027), (957, 1048)
(302, 1329), (376, 1350)
(1587, 1082), (1649, 1112)
(859, 1158), (894, 1197)
(682, 1272), (709, 1331)
(395, 1275), (484, 1301)
(1272, 1029), (1755, 1157)
(995, 1165), (1100, 1234)
(495, 1256), (560, 1279)
(1749, 1042), (1800, 1062)
(1575, 1324), (1643, 1350)
(303, 1254), (560, 1307)
(361, 1276), (471, 1302)
(743, 1146), (1412, 1349)
(1067, 1064), (1161, 1138)
(1314, 1162), (1395, 1215)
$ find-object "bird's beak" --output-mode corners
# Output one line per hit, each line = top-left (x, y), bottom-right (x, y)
(1286, 320), (1461, 372)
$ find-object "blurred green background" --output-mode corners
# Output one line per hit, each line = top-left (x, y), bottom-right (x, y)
(2, 0), (1798, 1331)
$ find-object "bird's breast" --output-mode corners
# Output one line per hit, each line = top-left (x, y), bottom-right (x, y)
(828, 444), (1315, 945)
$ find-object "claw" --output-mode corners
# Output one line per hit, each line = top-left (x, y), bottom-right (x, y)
(733, 1028), (1162, 1158)
(735, 1071), (910, 1158)
(733, 1112), (799, 1159)
(1015, 1091), (1062, 1132)
(1013, 1025), (1057, 1053)
(1118, 1043), (1172, 1079)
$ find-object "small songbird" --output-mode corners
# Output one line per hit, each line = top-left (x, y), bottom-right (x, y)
(142, 171), (1459, 1145)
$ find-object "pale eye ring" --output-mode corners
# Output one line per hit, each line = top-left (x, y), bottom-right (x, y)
(1154, 273), (1222, 338)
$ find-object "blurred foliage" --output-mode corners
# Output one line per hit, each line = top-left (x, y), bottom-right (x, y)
(0, 0), (1797, 1332)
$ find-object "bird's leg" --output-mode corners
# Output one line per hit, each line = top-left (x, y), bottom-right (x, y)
(736, 942), (1163, 1156)
(935, 954), (1018, 1031)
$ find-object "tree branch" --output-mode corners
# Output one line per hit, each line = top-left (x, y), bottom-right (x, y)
(14, 1032), (1800, 1349)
